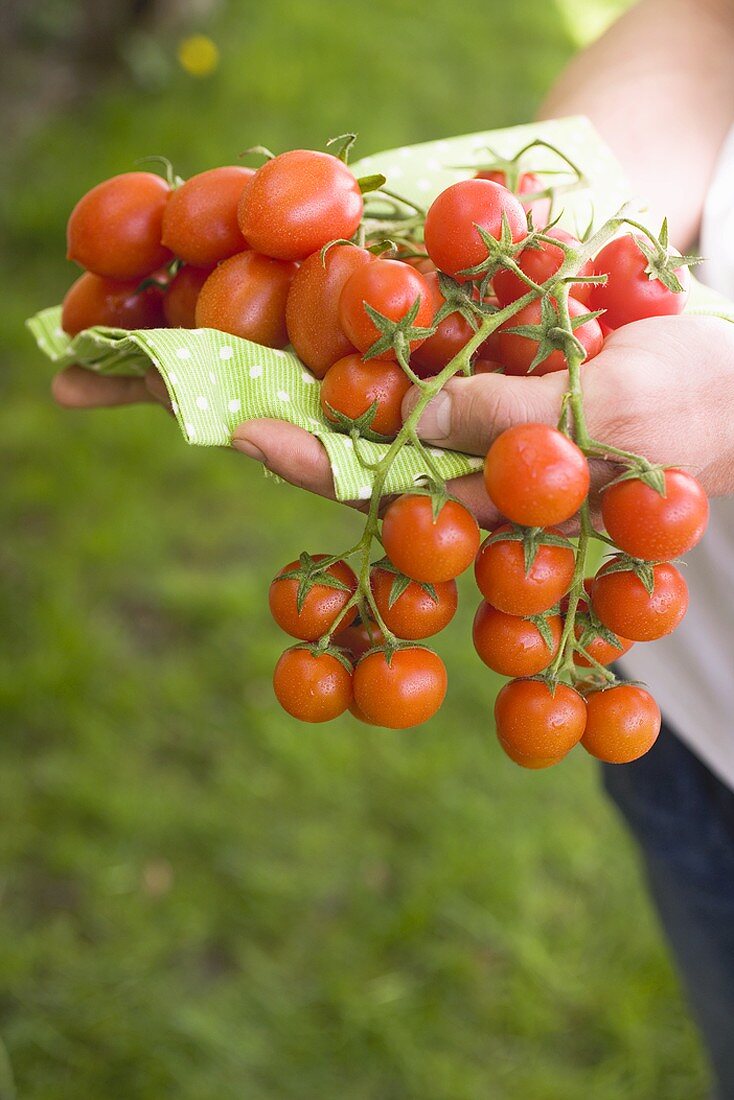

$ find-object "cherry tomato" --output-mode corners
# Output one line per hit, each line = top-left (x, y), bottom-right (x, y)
(494, 678), (586, 760)
(423, 179), (527, 281)
(338, 259), (434, 360)
(573, 620), (633, 668)
(237, 150), (363, 262)
(163, 265), (213, 327)
(394, 241), (436, 275)
(269, 555), (357, 640)
(195, 251), (298, 346)
(409, 271), (476, 377)
(161, 166), (253, 267)
(601, 469), (709, 561)
(590, 557), (689, 641)
(476, 169), (551, 228)
(474, 525), (575, 616)
(473, 602), (561, 677)
(273, 646), (352, 722)
(61, 272), (166, 336)
(493, 228), (593, 307)
(370, 566), (458, 639)
(381, 495), (481, 583)
(581, 684), (661, 763)
(285, 244), (372, 377)
(353, 646), (447, 728)
(333, 618), (385, 661)
(319, 354), (411, 439)
(484, 424), (590, 527)
(590, 234), (690, 329)
(67, 171), (172, 279)
(497, 295), (603, 377)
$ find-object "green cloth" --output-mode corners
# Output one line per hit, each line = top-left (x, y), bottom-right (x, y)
(26, 116), (734, 501)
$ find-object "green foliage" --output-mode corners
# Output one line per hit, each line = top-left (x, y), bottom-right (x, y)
(0, 0), (707, 1096)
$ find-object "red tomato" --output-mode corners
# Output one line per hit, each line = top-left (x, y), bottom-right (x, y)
(353, 646), (447, 728)
(161, 166), (253, 267)
(370, 566), (458, 639)
(581, 684), (661, 763)
(494, 678), (586, 760)
(67, 171), (172, 279)
(493, 228), (593, 307)
(590, 557), (689, 642)
(381, 495), (481, 583)
(472, 601), (562, 677)
(319, 354), (411, 439)
(333, 618), (385, 661)
(409, 271), (476, 377)
(474, 525), (575, 616)
(338, 259), (434, 360)
(194, 251), (298, 346)
(269, 556), (357, 640)
(601, 469), (709, 561)
(163, 265), (213, 328)
(273, 647), (352, 722)
(497, 736), (565, 769)
(497, 295), (603, 376)
(573, 620), (634, 668)
(285, 244), (372, 377)
(61, 272), (165, 335)
(590, 234), (690, 328)
(476, 169), (551, 228)
(423, 179), (528, 281)
(237, 150), (363, 262)
(484, 424), (590, 527)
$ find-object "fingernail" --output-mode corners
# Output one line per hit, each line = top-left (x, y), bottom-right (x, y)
(231, 434), (266, 462)
(416, 390), (451, 440)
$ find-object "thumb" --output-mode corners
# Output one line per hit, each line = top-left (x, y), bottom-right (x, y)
(402, 371), (566, 456)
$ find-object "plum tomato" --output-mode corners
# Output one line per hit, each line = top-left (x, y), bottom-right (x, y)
(581, 684), (661, 763)
(497, 295), (603, 376)
(590, 557), (689, 641)
(474, 525), (575, 616)
(484, 424), (590, 527)
(370, 566), (458, 639)
(338, 259), (434, 360)
(423, 179), (528, 281)
(61, 272), (165, 335)
(590, 234), (691, 328)
(473, 601), (562, 677)
(409, 271), (476, 377)
(493, 228), (593, 307)
(353, 646), (447, 728)
(273, 646), (353, 722)
(601, 468), (709, 561)
(67, 171), (172, 279)
(494, 678), (586, 760)
(319, 354), (410, 439)
(269, 555), (357, 640)
(237, 150), (363, 262)
(194, 251), (298, 346)
(285, 244), (372, 377)
(163, 265), (214, 327)
(381, 495), (481, 583)
(161, 165), (253, 267)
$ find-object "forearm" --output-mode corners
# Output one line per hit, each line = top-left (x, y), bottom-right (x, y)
(539, 0), (734, 250)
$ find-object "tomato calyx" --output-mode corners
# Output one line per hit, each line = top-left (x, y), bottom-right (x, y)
(525, 611), (561, 653)
(291, 639), (355, 673)
(362, 297), (436, 372)
(502, 295), (604, 373)
(573, 608), (626, 657)
(457, 213), (529, 286)
(482, 523), (575, 573)
(322, 398), (393, 444)
(598, 554), (661, 596)
(604, 461), (668, 496)
(433, 272), (487, 328)
(277, 552), (354, 613)
(371, 557), (439, 608)
(632, 219), (701, 294)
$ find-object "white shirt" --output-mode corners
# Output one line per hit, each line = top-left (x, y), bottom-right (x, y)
(619, 126), (734, 789)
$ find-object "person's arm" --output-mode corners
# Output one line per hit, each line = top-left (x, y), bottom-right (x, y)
(540, 0), (734, 249)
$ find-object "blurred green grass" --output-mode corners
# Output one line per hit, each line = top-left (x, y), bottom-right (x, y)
(0, 0), (708, 1096)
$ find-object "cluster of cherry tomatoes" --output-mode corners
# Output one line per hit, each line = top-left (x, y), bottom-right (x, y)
(61, 138), (708, 769)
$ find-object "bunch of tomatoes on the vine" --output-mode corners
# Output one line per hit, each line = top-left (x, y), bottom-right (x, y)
(61, 133), (709, 768)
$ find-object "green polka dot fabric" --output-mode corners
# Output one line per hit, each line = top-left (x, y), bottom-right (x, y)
(26, 116), (734, 502)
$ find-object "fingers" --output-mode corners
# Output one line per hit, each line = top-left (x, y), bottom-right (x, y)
(231, 419), (337, 500)
(52, 365), (159, 409)
(402, 371), (567, 455)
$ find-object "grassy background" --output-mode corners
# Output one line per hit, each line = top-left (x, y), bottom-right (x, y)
(0, 0), (709, 1096)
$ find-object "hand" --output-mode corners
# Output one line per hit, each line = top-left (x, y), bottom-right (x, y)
(52, 364), (172, 410)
